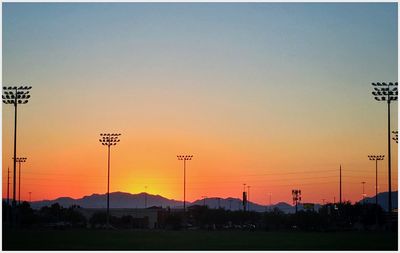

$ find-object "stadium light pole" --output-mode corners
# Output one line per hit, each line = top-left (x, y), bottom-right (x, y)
(14, 157), (27, 204)
(393, 131), (398, 143)
(99, 133), (121, 228)
(177, 155), (193, 214)
(372, 82), (398, 213)
(2, 86), (32, 208)
(368, 155), (384, 206)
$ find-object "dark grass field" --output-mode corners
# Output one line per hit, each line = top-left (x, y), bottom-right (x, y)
(3, 229), (398, 250)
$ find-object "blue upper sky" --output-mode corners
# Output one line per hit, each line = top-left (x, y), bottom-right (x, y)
(2, 3), (398, 202)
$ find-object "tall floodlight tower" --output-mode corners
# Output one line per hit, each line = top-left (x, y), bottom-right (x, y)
(177, 155), (193, 213)
(2, 86), (32, 208)
(99, 133), (121, 228)
(368, 155), (384, 206)
(372, 82), (398, 213)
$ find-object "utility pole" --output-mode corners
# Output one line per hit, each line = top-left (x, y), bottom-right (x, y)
(7, 167), (10, 206)
(242, 183), (247, 212)
(177, 155), (193, 215)
(229, 199), (232, 210)
(247, 185), (251, 211)
(29, 192), (32, 202)
(144, 186), (148, 208)
(201, 196), (207, 207)
(217, 197), (221, 209)
(368, 155), (384, 206)
(372, 82), (398, 213)
(322, 199), (325, 205)
(269, 193), (272, 211)
(361, 182), (366, 204)
(99, 133), (121, 228)
(339, 164), (342, 204)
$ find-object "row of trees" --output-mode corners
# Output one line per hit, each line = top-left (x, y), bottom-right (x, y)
(2, 202), (150, 229)
(184, 202), (388, 231)
(3, 201), (392, 231)
(3, 202), (86, 228)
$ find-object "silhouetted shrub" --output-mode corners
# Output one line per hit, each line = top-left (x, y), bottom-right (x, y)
(89, 211), (107, 227)
(17, 201), (36, 227)
(165, 213), (182, 230)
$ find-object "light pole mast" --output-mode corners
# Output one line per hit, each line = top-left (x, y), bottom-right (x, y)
(177, 155), (193, 213)
(247, 185), (251, 211)
(2, 86), (32, 208)
(269, 193), (272, 211)
(339, 165), (342, 204)
(368, 155), (384, 206)
(201, 196), (207, 207)
(361, 181), (366, 204)
(243, 183), (247, 212)
(99, 133), (121, 228)
(14, 157), (27, 204)
(144, 186), (148, 208)
(372, 82), (398, 213)
(7, 167), (10, 206)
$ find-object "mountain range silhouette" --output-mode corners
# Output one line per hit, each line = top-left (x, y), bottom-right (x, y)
(24, 190), (397, 213)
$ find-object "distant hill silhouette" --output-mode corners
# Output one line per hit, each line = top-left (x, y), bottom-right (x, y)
(23, 191), (396, 212)
(28, 192), (297, 212)
(191, 197), (268, 212)
(29, 192), (182, 209)
(358, 191), (398, 211)
(190, 198), (303, 213)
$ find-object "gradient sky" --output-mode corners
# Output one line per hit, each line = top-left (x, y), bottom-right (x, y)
(2, 3), (398, 205)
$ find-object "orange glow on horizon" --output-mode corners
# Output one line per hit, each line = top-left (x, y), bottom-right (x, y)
(1, 3), (398, 206)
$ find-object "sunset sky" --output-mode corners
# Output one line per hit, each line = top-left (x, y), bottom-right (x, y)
(2, 3), (398, 205)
